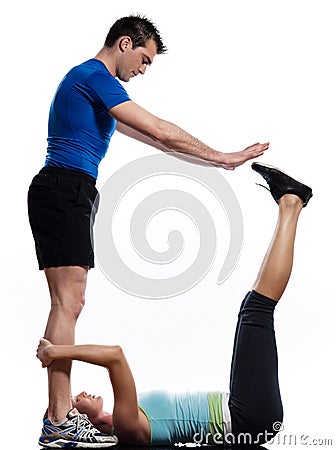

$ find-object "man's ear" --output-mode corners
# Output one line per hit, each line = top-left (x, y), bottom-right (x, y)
(119, 36), (132, 52)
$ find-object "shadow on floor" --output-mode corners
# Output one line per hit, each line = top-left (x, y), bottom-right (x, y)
(36, 444), (265, 450)
(38, 445), (265, 450)
(111, 445), (265, 450)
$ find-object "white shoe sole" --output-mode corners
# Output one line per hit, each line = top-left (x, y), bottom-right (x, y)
(39, 437), (117, 448)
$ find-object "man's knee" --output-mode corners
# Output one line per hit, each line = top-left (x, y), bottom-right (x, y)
(67, 294), (85, 319)
(45, 266), (88, 319)
(50, 293), (85, 319)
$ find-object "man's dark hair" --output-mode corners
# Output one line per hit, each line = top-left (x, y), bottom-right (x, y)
(104, 14), (167, 54)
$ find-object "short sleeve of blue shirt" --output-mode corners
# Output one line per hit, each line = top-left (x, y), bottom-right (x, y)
(85, 70), (131, 110)
(45, 59), (131, 179)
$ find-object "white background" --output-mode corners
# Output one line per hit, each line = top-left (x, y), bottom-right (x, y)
(1, 0), (335, 448)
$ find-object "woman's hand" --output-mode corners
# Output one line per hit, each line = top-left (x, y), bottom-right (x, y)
(36, 338), (54, 368)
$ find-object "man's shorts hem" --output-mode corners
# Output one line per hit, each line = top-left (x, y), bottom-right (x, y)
(38, 261), (95, 271)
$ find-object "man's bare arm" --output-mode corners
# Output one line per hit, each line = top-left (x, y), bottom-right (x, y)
(116, 121), (224, 168)
(111, 101), (268, 169)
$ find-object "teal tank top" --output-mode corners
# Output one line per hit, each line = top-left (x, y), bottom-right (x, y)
(138, 390), (231, 445)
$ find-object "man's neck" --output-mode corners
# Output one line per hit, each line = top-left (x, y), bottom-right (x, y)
(94, 47), (117, 77)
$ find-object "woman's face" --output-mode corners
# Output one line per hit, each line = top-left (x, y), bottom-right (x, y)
(72, 391), (104, 418)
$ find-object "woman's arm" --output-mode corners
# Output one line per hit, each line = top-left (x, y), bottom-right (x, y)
(37, 339), (150, 445)
(37, 339), (122, 368)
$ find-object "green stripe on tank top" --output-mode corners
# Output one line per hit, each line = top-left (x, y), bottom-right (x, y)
(207, 391), (224, 441)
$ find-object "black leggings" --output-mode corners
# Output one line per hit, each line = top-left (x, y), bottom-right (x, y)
(228, 290), (284, 445)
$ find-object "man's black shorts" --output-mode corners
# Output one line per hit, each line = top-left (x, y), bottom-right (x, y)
(28, 167), (99, 270)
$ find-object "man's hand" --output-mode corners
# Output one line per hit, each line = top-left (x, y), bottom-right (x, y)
(217, 142), (270, 170)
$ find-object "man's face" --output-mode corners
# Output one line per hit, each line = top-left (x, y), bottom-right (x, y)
(117, 38), (157, 82)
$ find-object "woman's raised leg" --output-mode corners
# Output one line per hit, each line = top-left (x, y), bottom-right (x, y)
(252, 194), (303, 300)
(228, 191), (307, 445)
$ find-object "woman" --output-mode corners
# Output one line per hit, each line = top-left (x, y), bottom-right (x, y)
(37, 163), (313, 447)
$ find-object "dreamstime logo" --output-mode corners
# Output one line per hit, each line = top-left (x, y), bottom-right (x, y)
(193, 422), (283, 446)
(189, 422), (334, 447)
(92, 154), (243, 299)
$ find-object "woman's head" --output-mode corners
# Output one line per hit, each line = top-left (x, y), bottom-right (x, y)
(72, 391), (104, 419)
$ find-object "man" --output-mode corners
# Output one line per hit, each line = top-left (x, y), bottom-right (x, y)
(28, 14), (268, 448)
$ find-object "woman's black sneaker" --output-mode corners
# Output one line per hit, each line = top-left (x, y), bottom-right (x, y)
(251, 162), (313, 207)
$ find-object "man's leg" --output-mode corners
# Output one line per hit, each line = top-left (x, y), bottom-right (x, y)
(43, 266), (88, 422)
(229, 194), (303, 443)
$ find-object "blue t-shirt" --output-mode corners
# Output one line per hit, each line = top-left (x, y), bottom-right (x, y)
(45, 59), (131, 179)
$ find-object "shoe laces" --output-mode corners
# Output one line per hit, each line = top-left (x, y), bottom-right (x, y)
(71, 413), (98, 438)
(255, 182), (271, 192)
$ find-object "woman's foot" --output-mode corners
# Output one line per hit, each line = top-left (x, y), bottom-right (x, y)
(37, 338), (54, 368)
(252, 162), (313, 206)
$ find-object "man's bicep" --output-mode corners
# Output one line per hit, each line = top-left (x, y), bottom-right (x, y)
(109, 101), (164, 140)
